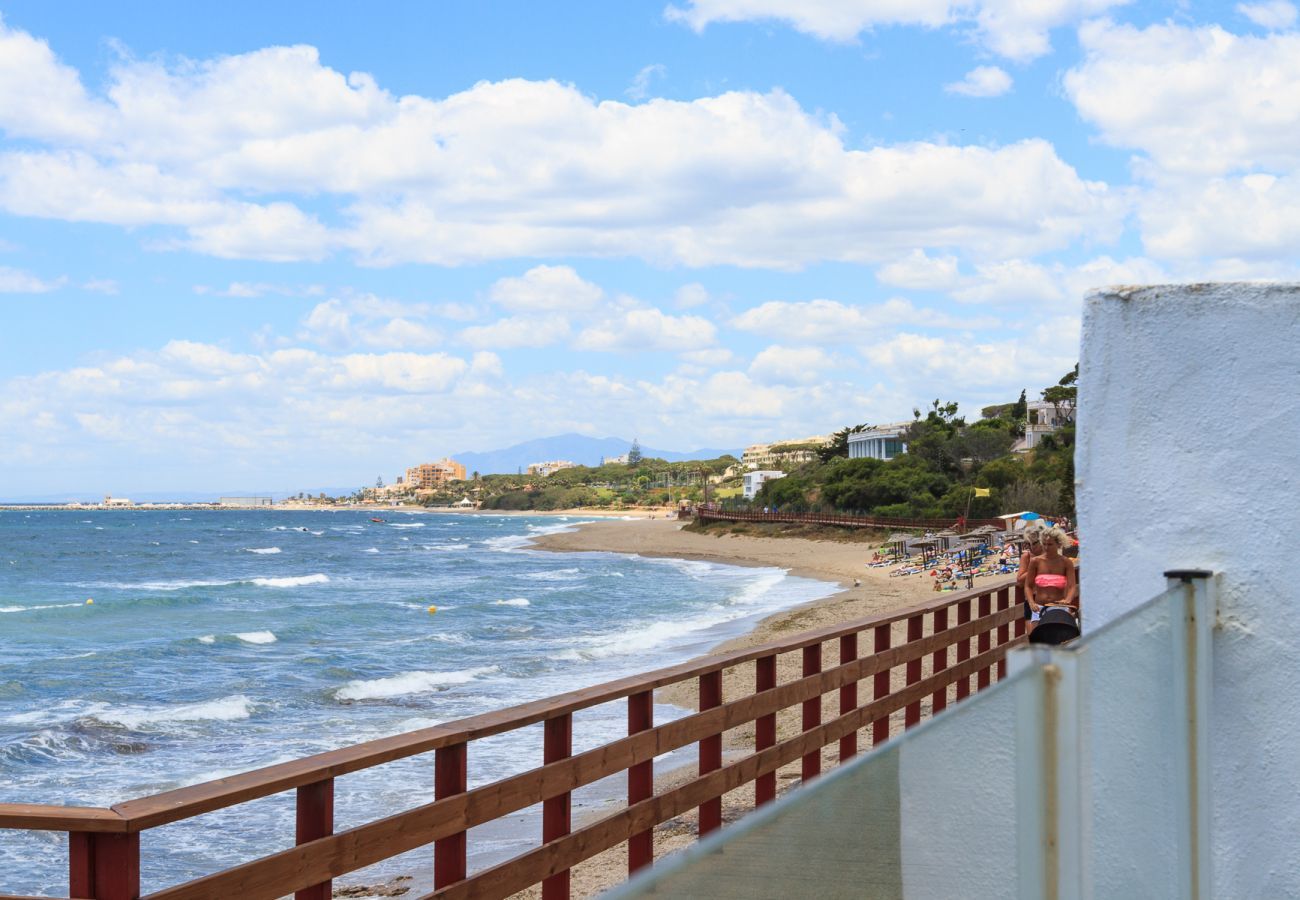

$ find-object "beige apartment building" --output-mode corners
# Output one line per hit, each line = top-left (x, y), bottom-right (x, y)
(741, 434), (833, 469)
(405, 458), (467, 489)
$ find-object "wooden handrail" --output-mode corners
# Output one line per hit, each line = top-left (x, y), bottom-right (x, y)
(2, 578), (1022, 900)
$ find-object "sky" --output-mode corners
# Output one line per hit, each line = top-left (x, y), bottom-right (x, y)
(1, 0), (1297, 497)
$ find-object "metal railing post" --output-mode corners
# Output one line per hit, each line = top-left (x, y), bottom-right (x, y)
(1165, 569), (1215, 900)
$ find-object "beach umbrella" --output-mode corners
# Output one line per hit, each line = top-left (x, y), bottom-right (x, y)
(1020, 512), (1041, 521)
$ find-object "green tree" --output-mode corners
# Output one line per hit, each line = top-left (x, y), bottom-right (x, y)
(817, 424), (866, 462)
(627, 439), (643, 466)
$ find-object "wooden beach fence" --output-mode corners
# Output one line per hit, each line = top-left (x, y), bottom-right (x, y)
(0, 580), (1025, 900)
(694, 508), (1006, 531)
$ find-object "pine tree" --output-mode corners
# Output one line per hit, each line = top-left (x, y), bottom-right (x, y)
(627, 439), (643, 466)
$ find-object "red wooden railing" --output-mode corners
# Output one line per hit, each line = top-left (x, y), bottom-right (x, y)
(695, 508), (1006, 531)
(0, 580), (1025, 900)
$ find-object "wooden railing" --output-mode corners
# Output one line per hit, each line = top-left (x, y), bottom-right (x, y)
(0, 580), (1024, 900)
(695, 508), (1006, 531)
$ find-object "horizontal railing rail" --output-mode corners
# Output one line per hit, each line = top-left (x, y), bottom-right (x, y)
(1, 579), (1024, 900)
(695, 508), (1007, 531)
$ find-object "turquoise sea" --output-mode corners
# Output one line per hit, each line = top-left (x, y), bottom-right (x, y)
(0, 509), (835, 894)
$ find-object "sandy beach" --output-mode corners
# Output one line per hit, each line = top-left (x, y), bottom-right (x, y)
(512, 516), (938, 899)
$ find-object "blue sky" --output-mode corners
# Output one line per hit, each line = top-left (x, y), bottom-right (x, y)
(1, 0), (1296, 497)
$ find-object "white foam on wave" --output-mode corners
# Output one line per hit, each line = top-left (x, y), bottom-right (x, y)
(198, 635), (216, 644)
(363, 547), (380, 553)
(424, 543), (468, 552)
(389, 522), (425, 528)
(187, 539), (199, 544)
(234, 631), (277, 644)
(334, 666), (498, 701)
(89, 694), (256, 730)
(244, 547), (282, 555)
(131, 578), (236, 591)
(251, 574), (329, 588)
(493, 598), (531, 607)
(1, 602), (86, 613)
(521, 567), (583, 582)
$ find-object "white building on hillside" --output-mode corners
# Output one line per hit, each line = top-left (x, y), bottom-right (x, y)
(1020, 398), (1075, 450)
(742, 435), (832, 469)
(527, 460), (577, 477)
(847, 422), (910, 460)
(743, 470), (785, 500)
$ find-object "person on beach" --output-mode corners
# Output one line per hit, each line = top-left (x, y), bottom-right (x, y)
(1024, 526), (1078, 620)
(1016, 523), (1046, 622)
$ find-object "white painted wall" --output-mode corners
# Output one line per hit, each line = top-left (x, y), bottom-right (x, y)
(1078, 283), (1300, 896)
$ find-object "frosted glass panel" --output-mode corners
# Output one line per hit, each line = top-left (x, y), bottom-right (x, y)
(1080, 585), (1185, 897)
(612, 669), (1034, 900)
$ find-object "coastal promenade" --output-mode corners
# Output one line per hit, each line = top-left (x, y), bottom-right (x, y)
(695, 508), (1005, 531)
(0, 572), (1023, 900)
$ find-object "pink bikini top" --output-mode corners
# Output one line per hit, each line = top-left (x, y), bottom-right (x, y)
(1035, 574), (1068, 589)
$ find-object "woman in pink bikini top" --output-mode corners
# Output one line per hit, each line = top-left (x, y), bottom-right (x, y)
(1024, 526), (1077, 616)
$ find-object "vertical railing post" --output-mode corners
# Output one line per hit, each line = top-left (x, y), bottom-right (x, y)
(295, 778), (334, 900)
(931, 606), (949, 715)
(996, 587), (1012, 679)
(977, 592), (994, 691)
(802, 642), (823, 780)
(754, 654), (777, 806)
(542, 714), (573, 900)
(955, 599), (972, 700)
(434, 742), (468, 889)
(698, 670), (723, 834)
(838, 633), (858, 762)
(1014, 584), (1027, 641)
(904, 614), (923, 728)
(69, 832), (139, 900)
(872, 623), (891, 746)
(628, 691), (654, 874)
(1165, 569), (1215, 900)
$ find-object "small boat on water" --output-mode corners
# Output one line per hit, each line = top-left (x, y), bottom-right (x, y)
(369, 517), (386, 523)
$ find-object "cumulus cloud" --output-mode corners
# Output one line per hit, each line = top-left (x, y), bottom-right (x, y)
(0, 265), (64, 293)
(298, 297), (442, 350)
(1066, 20), (1300, 176)
(574, 307), (717, 352)
(944, 66), (1012, 98)
(1237, 1), (1298, 29)
(488, 265), (604, 313)
(748, 345), (834, 384)
(459, 316), (572, 349)
(876, 249), (961, 290)
(627, 63), (667, 100)
(0, 19), (1120, 268)
(731, 297), (985, 343)
(664, 0), (1130, 60)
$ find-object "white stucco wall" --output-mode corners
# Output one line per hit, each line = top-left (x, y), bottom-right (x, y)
(1078, 283), (1300, 896)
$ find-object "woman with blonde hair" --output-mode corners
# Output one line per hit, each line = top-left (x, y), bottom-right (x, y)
(1016, 522), (1046, 619)
(1025, 525), (1079, 642)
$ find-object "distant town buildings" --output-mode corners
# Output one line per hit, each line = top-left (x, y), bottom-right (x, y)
(101, 495), (133, 507)
(603, 453), (630, 465)
(847, 422), (911, 461)
(741, 434), (833, 470)
(527, 460), (578, 477)
(743, 470), (786, 499)
(218, 496), (274, 507)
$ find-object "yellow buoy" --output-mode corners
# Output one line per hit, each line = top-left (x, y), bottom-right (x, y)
(86, 598), (94, 605)
(427, 605), (437, 614)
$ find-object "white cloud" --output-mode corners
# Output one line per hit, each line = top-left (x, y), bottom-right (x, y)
(748, 345), (834, 384)
(944, 66), (1012, 98)
(627, 64), (667, 100)
(1066, 20), (1300, 176)
(488, 265), (604, 313)
(82, 279), (119, 294)
(1238, 1), (1298, 29)
(1138, 172), (1300, 262)
(299, 297), (443, 350)
(460, 316), (571, 349)
(876, 249), (961, 290)
(574, 307), (717, 352)
(0, 19), (1120, 268)
(0, 266), (63, 293)
(664, 0), (1130, 60)
(194, 281), (325, 298)
(732, 297), (983, 343)
(673, 282), (711, 308)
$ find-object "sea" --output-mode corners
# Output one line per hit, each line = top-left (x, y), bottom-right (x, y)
(0, 509), (836, 895)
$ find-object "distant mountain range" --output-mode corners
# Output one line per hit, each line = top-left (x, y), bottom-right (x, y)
(453, 433), (741, 475)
